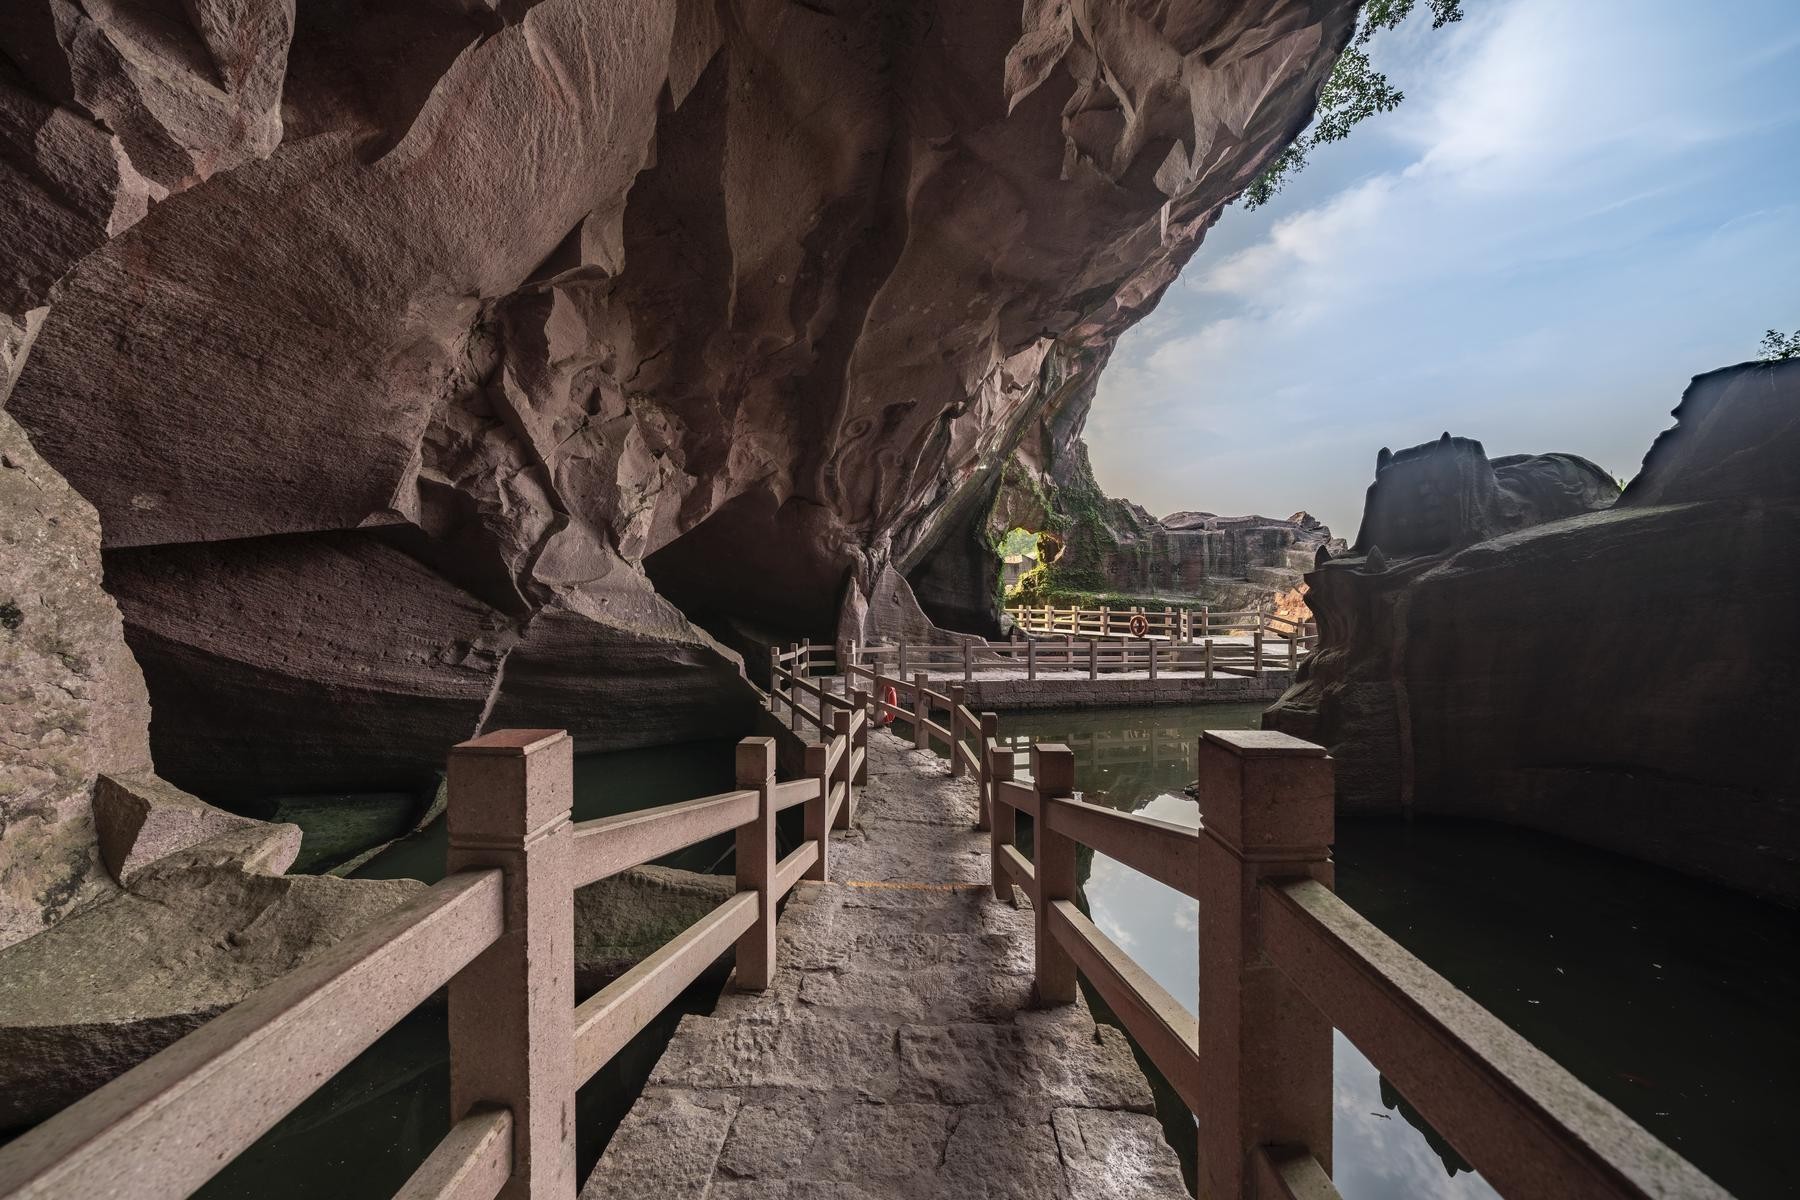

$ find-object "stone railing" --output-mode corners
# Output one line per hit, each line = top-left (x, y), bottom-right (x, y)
(0, 714), (865, 1200)
(984, 729), (1728, 1200)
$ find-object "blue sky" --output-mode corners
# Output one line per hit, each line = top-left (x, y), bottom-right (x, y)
(1085, 0), (1800, 537)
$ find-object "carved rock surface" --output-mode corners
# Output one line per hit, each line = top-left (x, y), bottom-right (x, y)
(1268, 361), (1800, 904)
(2, 0), (1357, 802)
(0, 411), (149, 949)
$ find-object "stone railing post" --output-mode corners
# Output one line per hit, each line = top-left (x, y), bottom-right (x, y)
(962, 641), (973, 682)
(1205, 638), (1215, 681)
(1087, 641), (1098, 681)
(787, 643), (803, 731)
(446, 729), (577, 1200)
(912, 672), (930, 751)
(832, 709), (854, 831)
(977, 712), (998, 832)
(1031, 744), (1078, 1006)
(1100, 605), (1110, 637)
(1253, 629), (1264, 675)
(1026, 638), (1037, 681)
(1201, 606), (1210, 637)
(948, 685), (967, 777)
(734, 737), (777, 990)
(898, 640), (908, 678)
(1289, 629), (1299, 670)
(1194, 730), (1334, 1200)
(1147, 639), (1158, 681)
(804, 739), (830, 882)
(851, 689), (870, 785)
(766, 646), (779, 709)
(988, 738), (1016, 902)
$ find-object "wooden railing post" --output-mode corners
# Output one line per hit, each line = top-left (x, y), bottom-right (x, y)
(948, 685), (967, 778)
(1031, 744), (1078, 1006)
(446, 729), (577, 1200)
(833, 708), (854, 831)
(734, 737), (777, 991)
(912, 672), (929, 751)
(977, 712), (998, 832)
(851, 689), (870, 785)
(1194, 730), (1334, 1200)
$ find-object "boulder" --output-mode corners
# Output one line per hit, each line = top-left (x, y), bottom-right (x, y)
(2, 0), (1359, 804)
(1267, 361), (1800, 904)
(0, 821), (422, 1131)
(574, 865), (738, 995)
(0, 410), (149, 949)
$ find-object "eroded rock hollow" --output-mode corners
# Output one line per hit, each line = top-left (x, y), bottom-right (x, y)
(2, 0), (1357, 803)
(1267, 361), (1800, 904)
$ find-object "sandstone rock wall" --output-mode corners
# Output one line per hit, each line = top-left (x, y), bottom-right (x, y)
(1, 0), (1356, 803)
(1267, 363), (1800, 905)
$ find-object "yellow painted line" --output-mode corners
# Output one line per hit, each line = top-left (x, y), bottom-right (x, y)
(843, 880), (991, 891)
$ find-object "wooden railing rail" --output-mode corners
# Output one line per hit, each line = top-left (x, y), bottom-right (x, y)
(846, 633), (1306, 680)
(0, 714), (864, 1200)
(985, 727), (1728, 1200)
(1003, 603), (1303, 644)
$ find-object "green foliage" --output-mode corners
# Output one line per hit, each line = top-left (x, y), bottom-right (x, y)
(1243, 0), (1465, 209)
(1760, 328), (1800, 361)
(997, 527), (1040, 560)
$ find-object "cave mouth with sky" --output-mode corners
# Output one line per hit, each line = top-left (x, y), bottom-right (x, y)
(0, 2), (1795, 1200)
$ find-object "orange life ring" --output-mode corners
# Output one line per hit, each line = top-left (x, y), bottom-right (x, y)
(1128, 613), (1149, 638)
(876, 684), (898, 726)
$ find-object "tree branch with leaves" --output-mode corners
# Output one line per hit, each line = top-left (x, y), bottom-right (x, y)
(1243, 0), (1465, 209)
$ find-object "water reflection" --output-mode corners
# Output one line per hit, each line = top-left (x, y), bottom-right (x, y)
(997, 703), (1800, 1200)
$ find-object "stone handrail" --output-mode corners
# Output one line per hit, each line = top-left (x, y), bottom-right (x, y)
(0, 717), (868, 1200)
(985, 729), (1729, 1200)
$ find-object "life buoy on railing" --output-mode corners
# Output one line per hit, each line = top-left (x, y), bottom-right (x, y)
(1128, 613), (1149, 638)
(876, 683), (898, 726)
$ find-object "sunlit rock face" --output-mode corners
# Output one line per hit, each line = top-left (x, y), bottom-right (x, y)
(1268, 361), (1800, 905)
(2, 0), (1355, 801)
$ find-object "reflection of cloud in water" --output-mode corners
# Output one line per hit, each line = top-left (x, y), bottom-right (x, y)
(1332, 1035), (1500, 1200)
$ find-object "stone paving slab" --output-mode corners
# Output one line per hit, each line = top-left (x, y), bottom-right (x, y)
(583, 729), (1190, 1199)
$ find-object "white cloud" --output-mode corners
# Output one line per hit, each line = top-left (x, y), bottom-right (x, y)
(1089, 0), (1800, 533)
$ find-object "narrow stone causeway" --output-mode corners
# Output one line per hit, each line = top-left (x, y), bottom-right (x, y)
(583, 729), (1190, 1199)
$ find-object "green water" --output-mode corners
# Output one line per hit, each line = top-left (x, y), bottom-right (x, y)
(195, 738), (743, 1199)
(995, 704), (1799, 1200)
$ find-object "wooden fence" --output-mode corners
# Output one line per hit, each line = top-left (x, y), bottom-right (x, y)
(0, 712), (866, 1200)
(851, 630), (1312, 679)
(1006, 602), (1315, 644)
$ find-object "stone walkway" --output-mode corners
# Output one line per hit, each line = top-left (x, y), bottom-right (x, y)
(582, 730), (1190, 1199)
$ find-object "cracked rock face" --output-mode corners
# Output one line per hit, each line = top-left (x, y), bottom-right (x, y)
(2, 0), (1356, 802)
(1267, 361), (1800, 904)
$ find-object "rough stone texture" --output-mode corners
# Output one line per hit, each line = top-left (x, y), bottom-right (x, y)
(2, 0), (1357, 804)
(93, 770), (286, 884)
(0, 821), (422, 1131)
(575, 864), (737, 994)
(0, 410), (149, 949)
(1267, 361), (1800, 904)
(584, 729), (1188, 1198)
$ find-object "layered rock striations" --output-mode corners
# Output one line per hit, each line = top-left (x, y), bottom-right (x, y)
(1267, 363), (1800, 904)
(1, 0), (1357, 802)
